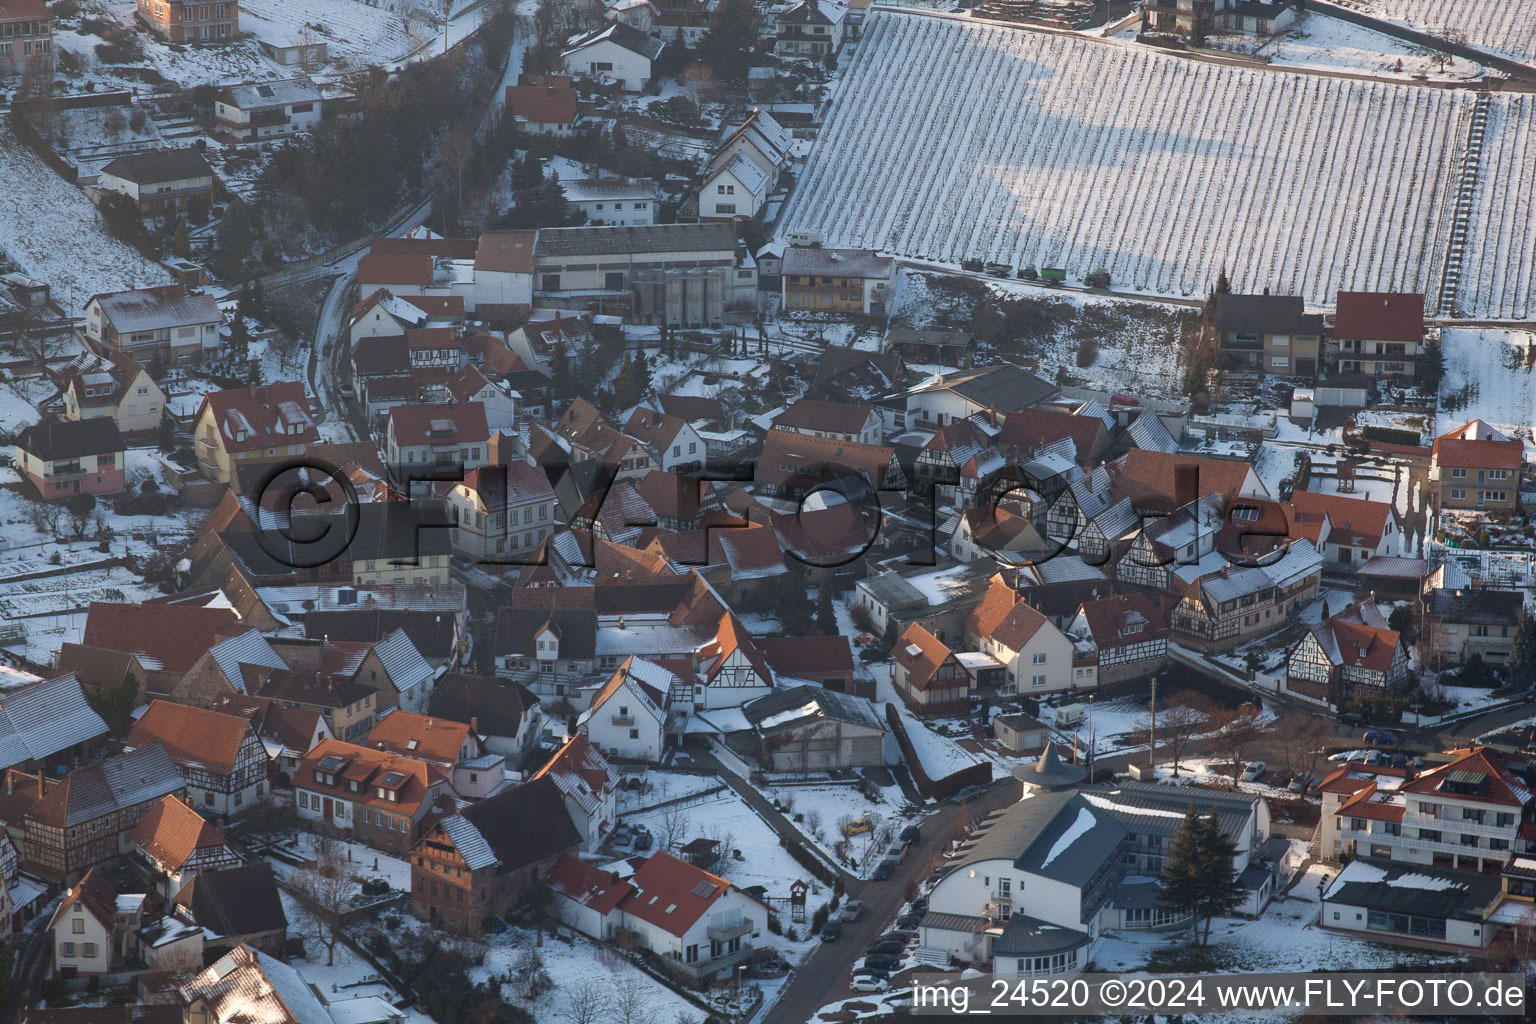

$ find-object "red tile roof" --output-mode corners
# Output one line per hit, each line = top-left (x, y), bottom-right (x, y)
(131, 795), (230, 870)
(966, 576), (1023, 642)
(998, 408), (1105, 462)
(387, 401), (489, 448)
(367, 710), (472, 767)
(297, 738), (437, 816)
(1399, 747), (1531, 807)
(773, 398), (875, 436)
(357, 251), (433, 288)
(620, 851), (733, 937)
(197, 382), (318, 455)
(1432, 420), (1524, 472)
(894, 623), (956, 691)
(128, 701), (257, 776)
(1072, 593), (1168, 649)
(548, 852), (633, 913)
(82, 601), (239, 674)
(1289, 490), (1394, 549)
(507, 82), (578, 126)
(0, 0), (50, 22)
(1111, 450), (1261, 507)
(1332, 291), (1425, 343)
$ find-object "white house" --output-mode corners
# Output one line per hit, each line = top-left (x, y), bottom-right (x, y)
(445, 461), (559, 562)
(577, 655), (672, 761)
(700, 153), (771, 221)
(530, 735), (619, 853)
(712, 110), (792, 185)
(215, 77), (323, 142)
(973, 598), (1078, 695)
(624, 406), (706, 473)
(548, 850), (768, 984)
(385, 402), (490, 481)
(473, 229), (537, 313)
(563, 175), (661, 226)
(774, 0), (848, 58)
(49, 870), (142, 975)
(561, 21), (664, 93)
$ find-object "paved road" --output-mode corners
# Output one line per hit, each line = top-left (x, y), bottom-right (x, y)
(761, 780), (1020, 1024)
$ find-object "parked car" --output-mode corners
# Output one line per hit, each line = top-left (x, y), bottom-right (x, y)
(1288, 779), (1306, 793)
(946, 785), (984, 804)
(900, 825), (921, 845)
(820, 921), (842, 941)
(867, 939), (904, 956)
(1364, 729), (1398, 746)
(860, 954), (899, 971)
(897, 912), (923, 930)
(872, 859), (896, 881)
(632, 830), (653, 852)
(1240, 761), (1266, 782)
(337, 382), (356, 399)
(850, 977), (890, 993)
(1391, 753), (1408, 768)
(840, 900), (864, 923)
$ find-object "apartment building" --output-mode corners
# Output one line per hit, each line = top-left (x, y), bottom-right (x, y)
(137, 0), (237, 43)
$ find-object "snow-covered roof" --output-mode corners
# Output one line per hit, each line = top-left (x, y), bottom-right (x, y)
(705, 152), (772, 197)
(0, 674), (109, 772)
(209, 631), (287, 693)
(440, 814), (498, 870)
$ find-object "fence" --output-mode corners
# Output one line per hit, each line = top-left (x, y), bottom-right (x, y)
(883, 704), (992, 801)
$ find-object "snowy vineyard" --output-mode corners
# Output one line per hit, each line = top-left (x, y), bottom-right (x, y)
(779, 10), (1536, 316)
(1343, 0), (1536, 65)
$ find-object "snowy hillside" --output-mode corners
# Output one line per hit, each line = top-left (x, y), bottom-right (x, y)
(779, 10), (1536, 314)
(1339, 0), (1536, 65)
(1457, 93), (1536, 319)
(0, 118), (171, 312)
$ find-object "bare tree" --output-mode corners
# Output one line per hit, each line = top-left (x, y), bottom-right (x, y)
(609, 975), (653, 1024)
(513, 942), (554, 999)
(25, 500), (61, 539)
(804, 808), (822, 841)
(566, 980), (608, 1024)
(1289, 714), (1332, 790)
(680, 62), (717, 109)
(1144, 691), (1206, 776)
(1208, 708), (1268, 787)
(658, 804), (690, 853)
(290, 838), (357, 966)
(442, 119), (478, 219)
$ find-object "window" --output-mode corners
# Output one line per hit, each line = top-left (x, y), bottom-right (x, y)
(62, 943), (75, 957)
(72, 918), (85, 934)
(1450, 488), (1466, 501)
(1031, 674), (1047, 687)
(716, 203), (736, 215)
(1270, 355), (1289, 368)
(717, 184), (735, 195)
(1451, 468), (1468, 478)
(1032, 652), (1047, 664)
(542, 273), (561, 291)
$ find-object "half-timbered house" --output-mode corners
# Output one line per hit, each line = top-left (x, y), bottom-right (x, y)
(127, 701), (271, 817)
(892, 623), (968, 714)
(1287, 603), (1408, 706)
(130, 795), (242, 899)
(1066, 594), (1170, 685)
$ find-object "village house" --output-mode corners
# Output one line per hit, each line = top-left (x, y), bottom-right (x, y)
(170, 861), (288, 958)
(245, 665), (379, 743)
(561, 21), (663, 92)
(96, 149), (216, 222)
(1169, 541), (1323, 652)
(506, 74), (580, 135)
(1214, 292), (1324, 377)
(215, 77), (323, 142)
(884, 328), (973, 369)
(12, 419), (126, 499)
(179, 944), (331, 1024)
(472, 229), (537, 316)
(84, 284), (222, 365)
(1288, 490), (1399, 564)
(892, 622), (968, 714)
(294, 738), (448, 855)
(446, 461), (559, 563)
(1420, 585), (1525, 669)
(1430, 420), (1524, 513)
(757, 634), (860, 695)
(409, 775), (580, 935)
(754, 427), (904, 502)
(0, 0), (53, 78)
(126, 701), (272, 817)
(430, 673), (542, 762)
(774, 0), (848, 57)
(1320, 857), (1502, 951)
(0, 675), (108, 776)
(385, 401), (489, 483)
(625, 407), (705, 473)
(578, 656), (673, 762)
(225, 697), (334, 782)
(905, 364), (1059, 428)
(193, 382), (318, 483)
(366, 710), (502, 800)
(530, 734), (618, 853)
(1065, 593), (1169, 685)
(1331, 291), (1426, 378)
(971, 588), (1081, 694)
(59, 351), (166, 433)
(129, 795), (241, 900)
(773, 397), (883, 445)
(63, 600), (239, 702)
(548, 850), (768, 984)
(21, 742), (186, 882)
(700, 153), (772, 222)
(348, 288), (460, 345)
(1287, 601), (1408, 706)
(136, 0), (237, 43)
(781, 247), (895, 316)
(47, 869), (142, 975)
(564, 173), (661, 226)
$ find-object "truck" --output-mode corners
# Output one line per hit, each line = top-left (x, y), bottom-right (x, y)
(1040, 267), (1067, 284)
(961, 259), (985, 273)
(984, 262), (1013, 278)
(1085, 268), (1112, 288)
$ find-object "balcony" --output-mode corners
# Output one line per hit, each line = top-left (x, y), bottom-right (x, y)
(610, 713), (635, 726)
(706, 917), (753, 942)
(985, 892), (1011, 919)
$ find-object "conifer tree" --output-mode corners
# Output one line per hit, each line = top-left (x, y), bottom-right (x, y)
(1194, 808), (1243, 945)
(1157, 806), (1204, 944)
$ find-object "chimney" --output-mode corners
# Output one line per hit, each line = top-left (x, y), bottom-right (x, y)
(470, 716), (479, 736)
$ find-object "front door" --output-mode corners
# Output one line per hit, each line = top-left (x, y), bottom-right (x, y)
(323, 797), (334, 819)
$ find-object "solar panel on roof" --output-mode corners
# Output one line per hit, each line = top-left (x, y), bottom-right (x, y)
(1445, 769), (1487, 785)
(691, 880), (716, 898)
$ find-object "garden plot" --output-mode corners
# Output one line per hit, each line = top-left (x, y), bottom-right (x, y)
(1437, 328), (1536, 446)
(1337, 0), (1536, 66)
(778, 10), (1536, 315)
(0, 118), (172, 311)
(768, 782), (910, 877)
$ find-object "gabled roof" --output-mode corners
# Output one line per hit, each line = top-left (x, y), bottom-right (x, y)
(357, 251), (433, 289)
(562, 20), (665, 60)
(387, 401), (488, 449)
(619, 851), (734, 937)
(1332, 291), (1425, 343)
(1290, 490), (1393, 548)
(625, 406), (690, 450)
(910, 363), (1057, 414)
(548, 852), (633, 914)
(781, 247), (893, 280)
(82, 600), (239, 674)
(755, 428), (898, 490)
(131, 796), (229, 871)
(476, 229), (539, 274)
(894, 622), (956, 691)
(297, 738), (436, 817)
(1399, 746), (1532, 807)
(774, 397), (876, 436)
(15, 418), (125, 461)
(50, 868), (118, 933)
(367, 710), (472, 767)
(1305, 605), (1401, 673)
(429, 673), (538, 739)
(506, 81), (578, 125)
(531, 734), (615, 814)
(1072, 593), (1168, 650)
(447, 775), (582, 872)
(1214, 292), (1323, 336)
(704, 152), (772, 197)
(1111, 449), (1264, 507)
(966, 576), (1024, 642)
(718, 109), (792, 168)
(179, 945), (330, 1024)
(987, 599), (1053, 653)
(100, 148), (213, 185)
(998, 407), (1106, 463)
(1432, 420), (1524, 471)
(27, 743), (185, 829)
(581, 656), (671, 725)
(742, 684), (883, 733)
(0, 674), (109, 772)
(196, 382), (318, 455)
(128, 701), (258, 776)
(88, 284), (220, 331)
(756, 635), (854, 680)
(1425, 586), (1524, 624)
(174, 862), (287, 938)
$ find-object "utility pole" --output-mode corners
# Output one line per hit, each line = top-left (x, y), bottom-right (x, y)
(1149, 673), (1157, 769)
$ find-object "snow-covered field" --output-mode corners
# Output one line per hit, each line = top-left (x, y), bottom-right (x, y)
(1457, 94), (1536, 319)
(238, 0), (419, 68)
(0, 118), (172, 311)
(778, 10), (1536, 314)
(1339, 0), (1536, 65)
(1438, 327), (1536, 445)
(1210, 12), (1484, 80)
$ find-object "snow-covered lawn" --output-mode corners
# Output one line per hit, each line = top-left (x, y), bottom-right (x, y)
(869, 663), (985, 781)
(1438, 328), (1536, 446)
(0, 119), (172, 311)
(778, 9), (1535, 314)
(768, 782), (911, 876)
(268, 832), (413, 891)
(1093, 862), (1462, 972)
(1210, 12), (1485, 80)
(1337, 0), (1536, 66)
